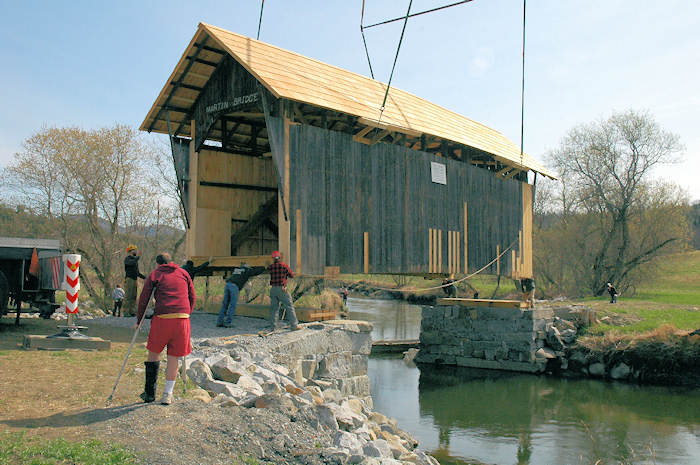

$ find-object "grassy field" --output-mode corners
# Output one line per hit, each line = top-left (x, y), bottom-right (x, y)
(581, 251), (700, 335)
(0, 431), (137, 465)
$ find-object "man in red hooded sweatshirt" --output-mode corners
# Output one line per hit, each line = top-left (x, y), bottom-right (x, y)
(134, 252), (195, 405)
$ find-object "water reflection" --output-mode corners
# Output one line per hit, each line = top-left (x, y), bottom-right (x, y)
(346, 296), (422, 341)
(350, 297), (700, 465)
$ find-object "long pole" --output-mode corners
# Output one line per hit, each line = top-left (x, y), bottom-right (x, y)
(106, 315), (148, 406)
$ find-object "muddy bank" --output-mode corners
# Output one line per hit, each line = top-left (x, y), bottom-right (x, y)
(560, 327), (700, 387)
(341, 282), (437, 306)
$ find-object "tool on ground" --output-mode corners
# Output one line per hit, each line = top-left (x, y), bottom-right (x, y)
(106, 315), (148, 406)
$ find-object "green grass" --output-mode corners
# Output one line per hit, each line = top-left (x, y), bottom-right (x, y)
(580, 251), (700, 335)
(0, 431), (137, 465)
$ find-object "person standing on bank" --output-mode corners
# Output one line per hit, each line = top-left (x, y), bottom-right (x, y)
(134, 253), (195, 405)
(217, 262), (266, 327)
(268, 251), (299, 331)
(607, 282), (618, 303)
(123, 245), (146, 317)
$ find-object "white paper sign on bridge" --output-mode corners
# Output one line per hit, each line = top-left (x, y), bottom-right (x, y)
(62, 254), (81, 314)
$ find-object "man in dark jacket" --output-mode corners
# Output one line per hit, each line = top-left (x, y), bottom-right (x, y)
(123, 245), (146, 316)
(217, 262), (266, 327)
(181, 257), (211, 280)
(134, 253), (195, 405)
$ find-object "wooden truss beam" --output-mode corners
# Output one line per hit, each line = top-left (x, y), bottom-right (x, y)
(230, 196), (278, 255)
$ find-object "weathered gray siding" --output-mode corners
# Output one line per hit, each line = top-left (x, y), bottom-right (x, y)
(286, 124), (523, 276)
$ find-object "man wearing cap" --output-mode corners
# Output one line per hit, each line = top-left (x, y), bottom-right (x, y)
(123, 245), (146, 317)
(268, 251), (299, 331)
(134, 252), (195, 405)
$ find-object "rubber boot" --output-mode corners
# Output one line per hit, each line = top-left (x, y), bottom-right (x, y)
(140, 361), (159, 403)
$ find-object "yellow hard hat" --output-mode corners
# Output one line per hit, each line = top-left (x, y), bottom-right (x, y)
(126, 244), (137, 252)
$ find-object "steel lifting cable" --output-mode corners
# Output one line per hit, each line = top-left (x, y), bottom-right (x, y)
(379, 0), (413, 120)
(256, 0), (265, 40)
(519, 0), (526, 171)
(360, 0), (375, 79)
(363, 0), (476, 30)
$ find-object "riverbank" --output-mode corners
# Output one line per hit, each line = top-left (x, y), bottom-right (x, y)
(0, 315), (440, 465)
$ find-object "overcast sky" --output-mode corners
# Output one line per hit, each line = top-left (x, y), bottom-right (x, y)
(1, 0), (698, 200)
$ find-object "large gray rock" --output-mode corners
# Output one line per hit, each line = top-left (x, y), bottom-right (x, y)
(560, 328), (577, 344)
(330, 401), (367, 431)
(236, 374), (264, 396)
(323, 388), (343, 404)
(210, 356), (247, 383)
(363, 439), (392, 458)
(206, 380), (248, 400)
(316, 404), (339, 430)
(610, 362), (631, 380)
(535, 347), (557, 360)
(334, 431), (363, 453)
(414, 450), (440, 465)
(186, 360), (214, 387)
(588, 362), (606, 377)
(546, 326), (566, 351)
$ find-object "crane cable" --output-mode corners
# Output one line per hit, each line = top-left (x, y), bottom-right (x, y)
(378, 0), (412, 121)
(519, 0), (526, 172)
(256, 0), (265, 40)
(360, 1), (375, 79)
(363, 0), (476, 29)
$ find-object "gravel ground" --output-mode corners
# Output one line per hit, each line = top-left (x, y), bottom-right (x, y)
(84, 311), (278, 340)
(93, 399), (336, 465)
(77, 313), (346, 465)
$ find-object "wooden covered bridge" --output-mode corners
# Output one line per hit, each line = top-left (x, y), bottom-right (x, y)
(140, 23), (554, 278)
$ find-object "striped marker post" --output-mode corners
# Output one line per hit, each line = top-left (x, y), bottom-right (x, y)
(62, 254), (81, 327)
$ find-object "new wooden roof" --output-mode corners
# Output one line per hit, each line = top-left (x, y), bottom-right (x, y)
(141, 23), (554, 178)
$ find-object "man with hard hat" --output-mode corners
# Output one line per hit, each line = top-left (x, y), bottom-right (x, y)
(123, 245), (145, 317)
(267, 251), (299, 331)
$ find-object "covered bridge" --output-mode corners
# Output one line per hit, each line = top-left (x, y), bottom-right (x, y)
(140, 23), (554, 277)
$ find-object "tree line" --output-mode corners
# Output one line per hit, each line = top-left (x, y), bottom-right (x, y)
(1, 110), (693, 302)
(1, 125), (184, 305)
(533, 110), (692, 297)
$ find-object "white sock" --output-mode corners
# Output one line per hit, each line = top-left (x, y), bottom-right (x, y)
(164, 380), (175, 394)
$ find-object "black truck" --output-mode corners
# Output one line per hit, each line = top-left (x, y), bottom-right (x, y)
(0, 237), (63, 322)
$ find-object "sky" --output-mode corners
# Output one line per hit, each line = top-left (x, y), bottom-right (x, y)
(1, 0), (698, 200)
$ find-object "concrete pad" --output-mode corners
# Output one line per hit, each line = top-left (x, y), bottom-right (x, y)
(23, 335), (111, 351)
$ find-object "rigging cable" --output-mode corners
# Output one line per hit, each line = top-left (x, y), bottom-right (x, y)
(379, 0), (413, 118)
(256, 0), (265, 40)
(363, 0), (475, 29)
(519, 0), (526, 170)
(360, 0), (375, 79)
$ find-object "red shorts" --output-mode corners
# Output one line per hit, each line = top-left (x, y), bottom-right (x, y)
(146, 316), (191, 357)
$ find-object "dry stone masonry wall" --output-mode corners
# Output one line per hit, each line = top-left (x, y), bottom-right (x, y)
(415, 304), (556, 373)
(186, 320), (439, 465)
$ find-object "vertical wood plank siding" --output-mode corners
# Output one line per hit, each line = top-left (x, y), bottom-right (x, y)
(284, 124), (524, 276)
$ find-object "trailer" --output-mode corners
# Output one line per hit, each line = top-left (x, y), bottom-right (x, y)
(0, 237), (63, 323)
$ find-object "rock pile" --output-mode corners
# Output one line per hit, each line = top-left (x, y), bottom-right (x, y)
(185, 321), (439, 465)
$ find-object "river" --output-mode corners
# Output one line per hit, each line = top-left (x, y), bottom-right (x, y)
(347, 296), (700, 465)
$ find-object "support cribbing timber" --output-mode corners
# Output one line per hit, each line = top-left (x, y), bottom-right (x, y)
(296, 238), (518, 293)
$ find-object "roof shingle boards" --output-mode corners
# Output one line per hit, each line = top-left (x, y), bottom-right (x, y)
(141, 22), (554, 178)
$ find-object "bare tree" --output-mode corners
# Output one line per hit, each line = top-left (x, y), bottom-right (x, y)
(544, 110), (687, 295)
(5, 125), (169, 304)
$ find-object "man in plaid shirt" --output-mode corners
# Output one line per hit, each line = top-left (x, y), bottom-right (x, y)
(268, 250), (299, 330)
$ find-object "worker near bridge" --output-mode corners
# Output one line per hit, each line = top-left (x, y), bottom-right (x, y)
(217, 262), (266, 328)
(123, 245), (145, 317)
(135, 252), (195, 405)
(268, 251), (299, 331)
